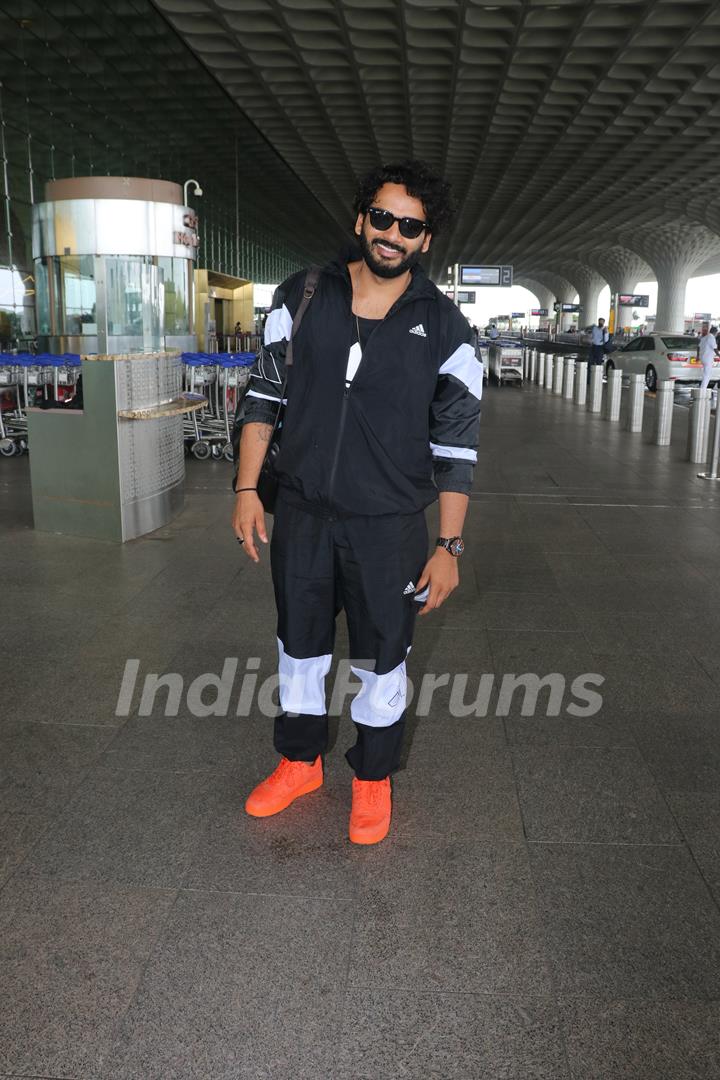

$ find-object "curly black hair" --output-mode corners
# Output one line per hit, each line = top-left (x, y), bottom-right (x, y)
(353, 160), (455, 236)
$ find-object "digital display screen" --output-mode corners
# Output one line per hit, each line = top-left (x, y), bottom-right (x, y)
(460, 266), (500, 286)
(618, 294), (649, 307)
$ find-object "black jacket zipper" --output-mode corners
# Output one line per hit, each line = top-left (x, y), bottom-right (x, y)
(327, 385), (350, 511)
(325, 289), (422, 512)
(327, 318), (355, 511)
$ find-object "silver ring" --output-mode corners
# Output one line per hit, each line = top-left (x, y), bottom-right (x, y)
(237, 537), (245, 544)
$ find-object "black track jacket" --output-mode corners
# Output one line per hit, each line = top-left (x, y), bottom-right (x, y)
(239, 256), (483, 517)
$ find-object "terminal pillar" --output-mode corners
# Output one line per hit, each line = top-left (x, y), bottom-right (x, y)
(550, 262), (606, 329)
(514, 277), (554, 331)
(577, 273), (607, 329)
(581, 245), (653, 336)
(655, 262), (694, 334)
(631, 226), (720, 333)
(527, 271), (577, 333)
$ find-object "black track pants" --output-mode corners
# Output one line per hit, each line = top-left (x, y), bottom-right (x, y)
(270, 495), (428, 780)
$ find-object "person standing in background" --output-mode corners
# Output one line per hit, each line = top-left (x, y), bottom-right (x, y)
(698, 321), (718, 391)
(588, 317), (609, 366)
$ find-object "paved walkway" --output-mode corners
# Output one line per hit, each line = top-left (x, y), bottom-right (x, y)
(1, 380), (720, 1078)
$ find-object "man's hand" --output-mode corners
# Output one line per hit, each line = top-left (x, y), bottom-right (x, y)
(416, 548), (460, 615)
(231, 491), (268, 563)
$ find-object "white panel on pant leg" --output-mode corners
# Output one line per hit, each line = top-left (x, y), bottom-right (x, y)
(350, 659), (407, 728)
(277, 638), (332, 715)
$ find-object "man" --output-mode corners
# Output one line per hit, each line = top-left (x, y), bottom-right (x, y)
(232, 160), (482, 845)
(698, 321), (718, 391)
(588, 317), (609, 365)
(487, 323), (499, 339)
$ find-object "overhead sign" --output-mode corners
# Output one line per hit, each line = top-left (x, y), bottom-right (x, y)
(618, 293), (649, 307)
(531, 308), (548, 316)
(694, 312), (712, 321)
(511, 312), (525, 318)
(460, 264), (513, 287)
(442, 289), (474, 302)
(554, 302), (580, 313)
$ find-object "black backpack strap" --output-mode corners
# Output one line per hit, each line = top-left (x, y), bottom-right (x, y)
(285, 266), (320, 368)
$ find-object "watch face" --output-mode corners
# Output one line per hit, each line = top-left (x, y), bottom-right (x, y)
(450, 537), (464, 556)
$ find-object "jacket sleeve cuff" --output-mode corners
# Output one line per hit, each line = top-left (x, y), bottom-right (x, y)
(433, 458), (473, 494)
(241, 399), (280, 426)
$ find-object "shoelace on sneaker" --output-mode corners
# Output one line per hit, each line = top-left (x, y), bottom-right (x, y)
(269, 758), (310, 786)
(356, 780), (387, 806)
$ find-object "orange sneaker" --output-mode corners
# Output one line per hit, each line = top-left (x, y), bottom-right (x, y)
(245, 756), (323, 818)
(349, 776), (392, 845)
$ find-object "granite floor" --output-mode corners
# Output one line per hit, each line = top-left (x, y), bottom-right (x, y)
(2, 381), (720, 1079)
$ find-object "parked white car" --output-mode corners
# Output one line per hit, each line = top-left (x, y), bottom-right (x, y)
(605, 333), (720, 392)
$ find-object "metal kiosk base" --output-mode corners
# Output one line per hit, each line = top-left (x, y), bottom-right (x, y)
(27, 352), (205, 543)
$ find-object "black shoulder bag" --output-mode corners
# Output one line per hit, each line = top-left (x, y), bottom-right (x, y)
(232, 267), (319, 513)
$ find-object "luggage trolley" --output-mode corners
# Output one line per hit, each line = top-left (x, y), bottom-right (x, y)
(0, 354), (24, 456)
(182, 352), (255, 460)
(183, 352), (221, 459)
(218, 353), (254, 461)
(489, 338), (524, 386)
(49, 353), (82, 406)
(1, 352), (48, 453)
(475, 337), (491, 383)
(0, 352), (83, 456)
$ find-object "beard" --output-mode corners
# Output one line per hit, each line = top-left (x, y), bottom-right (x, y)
(358, 227), (423, 279)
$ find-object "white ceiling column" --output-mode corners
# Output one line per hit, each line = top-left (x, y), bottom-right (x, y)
(631, 225), (720, 332)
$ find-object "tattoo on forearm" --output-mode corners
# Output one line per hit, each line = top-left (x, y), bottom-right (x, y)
(255, 425), (273, 444)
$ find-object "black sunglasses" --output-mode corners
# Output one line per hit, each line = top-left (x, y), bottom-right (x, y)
(366, 206), (429, 240)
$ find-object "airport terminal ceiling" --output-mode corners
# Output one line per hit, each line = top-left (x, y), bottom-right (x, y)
(4, 1), (720, 297)
(152, 0), (720, 292)
(0, 0), (349, 285)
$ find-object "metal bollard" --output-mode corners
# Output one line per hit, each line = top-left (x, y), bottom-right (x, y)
(544, 353), (554, 390)
(553, 354), (564, 394)
(698, 395), (720, 480)
(604, 367), (623, 422)
(536, 352), (545, 386)
(574, 361), (588, 405)
(529, 349), (537, 383)
(687, 387), (712, 463)
(587, 364), (603, 413)
(625, 373), (645, 433)
(563, 358), (575, 400)
(653, 379), (674, 445)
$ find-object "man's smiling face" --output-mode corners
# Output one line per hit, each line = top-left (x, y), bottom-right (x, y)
(354, 182), (432, 279)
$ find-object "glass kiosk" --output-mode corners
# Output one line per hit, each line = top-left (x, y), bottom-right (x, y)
(28, 177), (203, 542)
